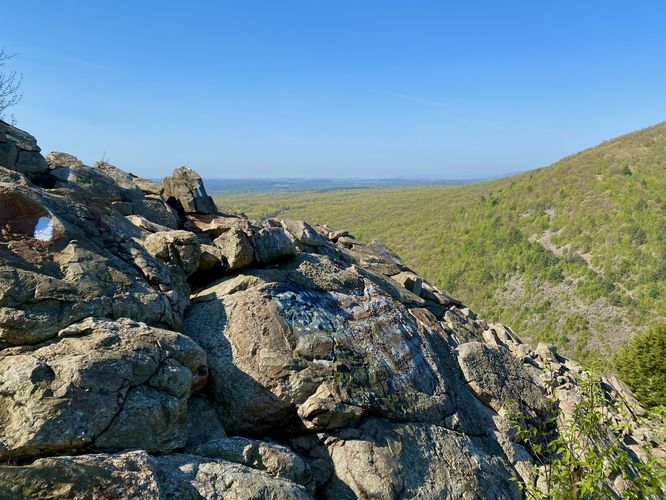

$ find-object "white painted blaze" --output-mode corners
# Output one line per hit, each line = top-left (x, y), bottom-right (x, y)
(34, 216), (54, 241)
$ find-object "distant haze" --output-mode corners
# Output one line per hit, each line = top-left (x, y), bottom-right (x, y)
(201, 177), (479, 195)
(3, 1), (666, 179)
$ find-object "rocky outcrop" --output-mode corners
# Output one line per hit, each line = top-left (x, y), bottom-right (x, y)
(0, 120), (48, 178)
(160, 166), (217, 214)
(0, 122), (662, 499)
(0, 451), (311, 499)
(0, 180), (188, 346)
(0, 318), (207, 460)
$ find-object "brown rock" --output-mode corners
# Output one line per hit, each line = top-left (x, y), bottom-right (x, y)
(185, 213), (251, 238)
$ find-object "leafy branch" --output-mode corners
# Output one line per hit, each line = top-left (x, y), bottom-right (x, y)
(509, 371), (665, 499)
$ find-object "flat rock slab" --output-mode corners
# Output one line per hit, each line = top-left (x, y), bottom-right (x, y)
(0, 451), (312, 500)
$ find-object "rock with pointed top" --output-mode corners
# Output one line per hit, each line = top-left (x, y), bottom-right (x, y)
(45, 151), (85, 169)
(160, 166), (217, 214)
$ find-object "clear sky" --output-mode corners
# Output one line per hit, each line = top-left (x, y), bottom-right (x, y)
(2, 1), (665, 179)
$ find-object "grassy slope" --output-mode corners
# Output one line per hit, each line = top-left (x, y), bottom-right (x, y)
(216, 122), (666, 365)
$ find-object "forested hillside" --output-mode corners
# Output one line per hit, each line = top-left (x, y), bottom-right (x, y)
(217, 122), (666, 364)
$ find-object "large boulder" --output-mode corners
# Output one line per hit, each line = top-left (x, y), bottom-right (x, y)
(253, 226), (298, 264)
(183, 252), (488, 438)
(47, 155), (179, 228)
(0, 120), (48, 178)
(50, 164), (132, 201)
(457, 342), (551, 422)
(192, 436), (315, 492)
(160, 166), (217, 214)
(0, 318), (207, 460)
(144, 230), (202, 276)
(281, 219), (328, 247)
(94, 160), (161, 195)
(45, 151), (85, 169)
(320, 418), (520, 499)
(0, 182), (188, 346)
(213, 226), (255, 270)
(132, 197), (180, 229)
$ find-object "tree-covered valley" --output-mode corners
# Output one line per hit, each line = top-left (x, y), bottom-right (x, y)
(217, 122), (666, 368)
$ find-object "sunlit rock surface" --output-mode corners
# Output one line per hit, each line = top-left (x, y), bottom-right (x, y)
(0, 119), (662, 499)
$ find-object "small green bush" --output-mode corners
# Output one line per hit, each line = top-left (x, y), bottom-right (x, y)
(510, 373), (665, 499)
(614, 323), (666, 408)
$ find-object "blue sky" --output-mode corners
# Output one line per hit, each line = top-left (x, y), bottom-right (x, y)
(2, 1), (665, 179)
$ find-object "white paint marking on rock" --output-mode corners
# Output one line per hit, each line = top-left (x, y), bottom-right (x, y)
(34, 216), (54, 241)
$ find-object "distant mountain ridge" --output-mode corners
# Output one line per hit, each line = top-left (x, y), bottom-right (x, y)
(217, 121), (666, 364)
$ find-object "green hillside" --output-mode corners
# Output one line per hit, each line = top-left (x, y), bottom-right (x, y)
(216, 122), (666, 365)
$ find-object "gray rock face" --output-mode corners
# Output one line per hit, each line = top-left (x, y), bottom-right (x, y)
(94, 160), (161, 195)
(0, 451), (311, 500)
(132, 197), (181, 229)
(253, 227), (298, 264)
(457, 342), (551, 423)
(144, 230), (202, 276)
(161, 166), (217, 214)
(281, 219), (328, 247)
(0, 183), (188, 346)
(0, 165), (32, 185)
(192, 436), (315, 492)
(213, 226), (255, 270)
(0, 123), (661, 499)
(0, 318), (207, 460)
(50, 164), (132, 201)
(322, 418), (520, 499)
(0, 120), (49, 178)
(183, 253), (468, 437)
(45, 151), (85, 169)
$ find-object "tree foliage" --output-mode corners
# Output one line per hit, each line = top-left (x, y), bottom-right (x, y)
(613, 323), (666, 408)
(510, 373), (665, 499)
